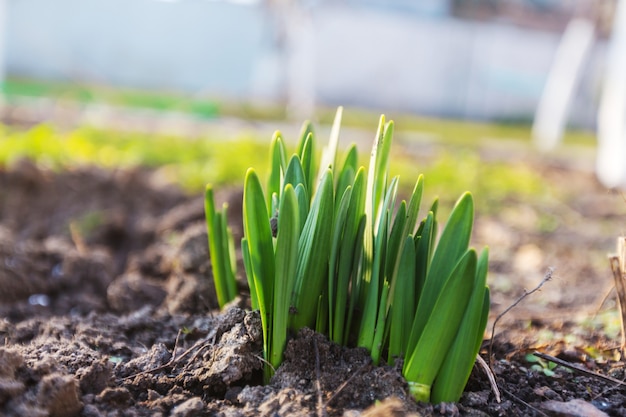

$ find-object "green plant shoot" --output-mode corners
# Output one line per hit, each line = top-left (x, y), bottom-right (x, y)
(205, 107), (490, 400)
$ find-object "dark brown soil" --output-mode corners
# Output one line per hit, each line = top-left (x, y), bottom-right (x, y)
(1, 157), (626, 417)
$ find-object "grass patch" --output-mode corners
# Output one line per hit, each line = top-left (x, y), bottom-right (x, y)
(388, 148), (549, 216)
(2, 78), (220, 119)
(3, 77), (596, 147)
(0, 123), (268, 191)
(0, 120), (557, 209)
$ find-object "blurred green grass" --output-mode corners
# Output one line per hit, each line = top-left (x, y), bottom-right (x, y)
(2, 78), (221, 119)
(0, 124), (269, 191)
(0, 77), (595, 215)
(0, 120), (558, 217)
(1, 77), (597, 146)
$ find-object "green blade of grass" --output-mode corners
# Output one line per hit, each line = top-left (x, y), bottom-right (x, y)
(372, 119), (394, 225)
(267, 131), (287, 211)
(270, 184), (300, 370)
(344, 214), (366, 346)
(301, 133), (315, 197)
(430, 247), (490, 403)
(360, 116), (386, 317)
(290, 169), (335, 330)
(370, 279), (390, 365)
(358, 176), (399, 349)
(296, 121), (314, 157)
(335, 165), (355, 212)
(385, 175), (423, 319)
(427, 193), (473, 286)
(383, 199), (407, 312)
(316, 294), (328, 335)
(328, 185), (353, 342)
(204, 185), (236, 308)
(405, 175), (424, 236)
(403, 248), (477, 403)
(406, 193), (474, 354)
(218, 204), (238, 301)
(388, 235), (417, 362)
(333, 168), (367, 344)
(294, 183), (309, 233)
(474, 248), (491, 353)
(413, 211), (436, 297)
(297, 122), (315, 196)
(318, 106), (343, 184)
(477, 287), (491, 353)
(243, 168), (275, 363)
(241, 237), (258, 310)
(337, 144), (359, 193)
(380, 175), (424, 360)
(284, 155), (307, 196)
(357, 208), (387, 350)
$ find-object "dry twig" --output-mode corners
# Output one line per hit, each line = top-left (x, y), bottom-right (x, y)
(534, 351), (626, 388)
(501, 387), (550, 417)
(69, 221), (87, 254)
(120, 330), (214, 381)
(326, 362), (370, 406)
(488, 268), (554, 366)
(609, 237), (626, 356)
(476, 354), (500, 403)
(592, 287), (615, 320)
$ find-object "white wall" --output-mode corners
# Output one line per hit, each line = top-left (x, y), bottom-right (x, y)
(5, 0), (265, 96)
(2, 0), (604, 126)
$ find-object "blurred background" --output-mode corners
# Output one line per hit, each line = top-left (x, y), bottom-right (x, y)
(0, 0), (614, 125)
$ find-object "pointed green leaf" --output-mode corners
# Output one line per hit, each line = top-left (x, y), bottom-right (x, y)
(241, 237), (258, 310)
(204, 185), (236, 308)
(297, 121), (315, 195)
(403, 249), (477, 403)
(299, 132), (315, 197)
(243, 168), (275, 353)
(290, 170), (335, 330)
(318, 106), (343, 183)
(284, 155), (307, 194)
(328, 185), (353, 342)
(334, 168), (367, 344)
(336, 143), (358, 201)
(431, 247), (490, 403)
(219, 205), (237, 301)
(357, 209), (388, 349)
(297, 120), (314, 156)
(388, 235), (416, 361)
(408, 193), (474, 348)
(270, 185), (300, 369)
(267, 131), (287, 211)
(294, 183), (309, 233)
(405, 175), (424, 236)
(370, 280), (390, 365)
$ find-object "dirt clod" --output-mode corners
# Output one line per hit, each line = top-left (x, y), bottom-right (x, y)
(37, 373), (83, 417)
(170, 397), (205, 417)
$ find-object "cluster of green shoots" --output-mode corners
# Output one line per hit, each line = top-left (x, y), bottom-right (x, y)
(204, 108), (490, 403)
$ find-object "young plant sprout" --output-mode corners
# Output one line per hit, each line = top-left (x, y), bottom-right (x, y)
(205, 107), (490, 402)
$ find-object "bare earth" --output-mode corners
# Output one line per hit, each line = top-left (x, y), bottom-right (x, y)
(1, 145), (625, 416)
